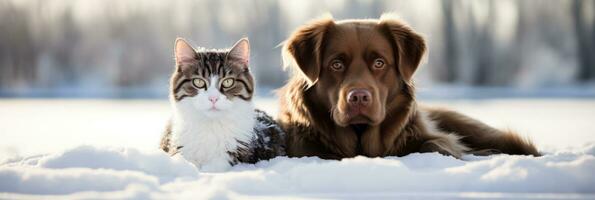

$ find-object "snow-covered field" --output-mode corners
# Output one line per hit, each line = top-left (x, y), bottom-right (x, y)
(1, 98), (595, 199)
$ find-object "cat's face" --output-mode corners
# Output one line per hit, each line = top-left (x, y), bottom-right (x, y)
(170, 38), (254, 118)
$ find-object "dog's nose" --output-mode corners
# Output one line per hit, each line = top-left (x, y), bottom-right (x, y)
(347, 89), (372, 106)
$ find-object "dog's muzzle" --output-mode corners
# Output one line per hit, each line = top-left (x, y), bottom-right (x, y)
(345, 88), (373, 124)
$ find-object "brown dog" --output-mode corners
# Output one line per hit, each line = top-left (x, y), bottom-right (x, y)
(278, 14), (539, 159)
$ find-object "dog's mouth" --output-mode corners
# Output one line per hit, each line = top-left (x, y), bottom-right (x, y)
(349, 115), (372, 124)
(332, 106), (382, 128)
(347, 114), (372, 125)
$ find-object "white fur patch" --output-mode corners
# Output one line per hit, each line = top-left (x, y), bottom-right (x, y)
(170, 81), (255, 172)
(418, 110), (469, 157)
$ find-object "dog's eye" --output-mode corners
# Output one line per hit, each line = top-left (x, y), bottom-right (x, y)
(373, 58), (385, 69)
(330, 60), (344, 71)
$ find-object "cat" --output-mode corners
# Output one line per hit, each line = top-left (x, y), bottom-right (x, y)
(159, 38), (285, 172)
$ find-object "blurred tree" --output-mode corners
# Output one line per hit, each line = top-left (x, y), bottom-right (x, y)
(0, 2), (38, 87)
(573, 0), (595, 81)
(0, 0), (593, 97)
(439, 0), (459, 83)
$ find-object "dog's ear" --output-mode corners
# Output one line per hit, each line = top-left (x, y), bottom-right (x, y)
(379, 14), (426, 83)
(283, 16), (334, 86)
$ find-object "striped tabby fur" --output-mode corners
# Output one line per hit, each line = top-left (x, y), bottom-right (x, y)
(160, 38), (285, 172)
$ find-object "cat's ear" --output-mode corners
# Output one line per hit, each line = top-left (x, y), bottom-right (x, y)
(228, 38), (250, 69)
(174, 38), (197, 67)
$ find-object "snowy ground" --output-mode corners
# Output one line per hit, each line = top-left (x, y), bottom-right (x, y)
(1, 98), (594, 199)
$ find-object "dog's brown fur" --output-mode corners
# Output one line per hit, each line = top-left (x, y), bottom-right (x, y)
(278, 14), (539, 159)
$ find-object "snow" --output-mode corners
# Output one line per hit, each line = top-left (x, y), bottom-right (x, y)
(1, 98), (595, 199)
(2, 145), (594, 199)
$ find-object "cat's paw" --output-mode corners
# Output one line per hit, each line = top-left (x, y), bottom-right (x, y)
(199, 159), (232, 172)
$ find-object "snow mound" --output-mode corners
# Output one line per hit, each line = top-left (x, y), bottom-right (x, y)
(1, 144), (594, 199)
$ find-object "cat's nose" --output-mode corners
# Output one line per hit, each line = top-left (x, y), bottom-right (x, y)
(208, 96), (218, 103)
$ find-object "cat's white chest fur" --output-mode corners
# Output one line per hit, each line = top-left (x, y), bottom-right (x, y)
(171, 96), (255, 172)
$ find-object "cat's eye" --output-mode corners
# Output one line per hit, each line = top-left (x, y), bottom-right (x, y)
(192, 78), (207, 89)
(373, 58), (385, 69)
(330, 60), (344, 71)
(221, 78), (235, 88)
